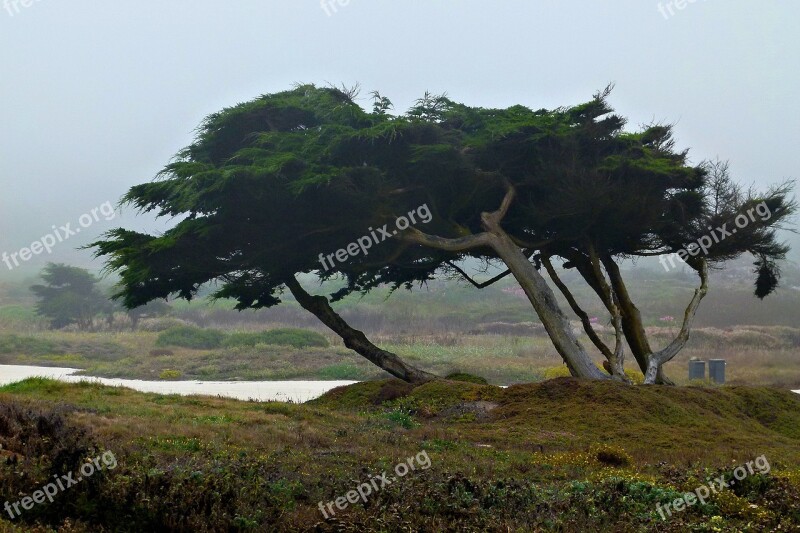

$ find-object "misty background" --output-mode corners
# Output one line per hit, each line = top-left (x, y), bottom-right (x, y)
(1, 0), (798, 281)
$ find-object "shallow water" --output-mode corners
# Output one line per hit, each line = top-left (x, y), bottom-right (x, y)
(0, 365), (356, 402)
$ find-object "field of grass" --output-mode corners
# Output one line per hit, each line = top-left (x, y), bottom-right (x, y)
(0, 324), (798, 388)
(2, 265), (800, 387)
(0, 377), (799, 531)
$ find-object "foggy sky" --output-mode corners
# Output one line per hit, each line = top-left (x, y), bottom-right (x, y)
(1, 0), (798, 279)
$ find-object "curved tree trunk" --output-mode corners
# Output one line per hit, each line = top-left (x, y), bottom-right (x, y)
(643, 260), (709, 384)
(284, 276), (436, 384)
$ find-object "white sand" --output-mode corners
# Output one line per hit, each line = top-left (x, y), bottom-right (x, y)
(0, 365), (355, 402)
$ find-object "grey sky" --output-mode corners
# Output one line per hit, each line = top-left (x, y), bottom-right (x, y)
(1, 0), (798, 278)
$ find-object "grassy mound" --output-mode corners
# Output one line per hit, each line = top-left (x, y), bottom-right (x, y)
(1, 378), (799, 531)
(314, 377), (800, 461)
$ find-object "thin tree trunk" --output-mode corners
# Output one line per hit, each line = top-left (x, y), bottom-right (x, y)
(541, 255), (629, 381)
(644, 260), (709, 384)
(284, 276), (436, 384)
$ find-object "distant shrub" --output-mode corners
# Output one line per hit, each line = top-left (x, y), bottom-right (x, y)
(158, 369), (182, 380)
(0, 334), (60, 355)
(66, 340), (129, 361)
(446, 372), (489, 385)
(222, 328), (328, 349)
(0, 305), (40, 325)
(469, 321), (547, 337)
(155, 326), (224, 349)
(149, 349), (174, 357)
(139, 317), (194, 332)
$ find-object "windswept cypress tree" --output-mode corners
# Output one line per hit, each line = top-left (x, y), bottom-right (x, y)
(93, 85), (795, 383)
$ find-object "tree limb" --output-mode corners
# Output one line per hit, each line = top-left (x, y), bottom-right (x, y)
(644, 259), (709, 384)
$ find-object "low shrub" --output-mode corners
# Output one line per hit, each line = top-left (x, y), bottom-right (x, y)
(222, 328), (328, 349)
(155, 326), (224, 349)
(592, 444), (633, 467)
(158, 369), (182, 380)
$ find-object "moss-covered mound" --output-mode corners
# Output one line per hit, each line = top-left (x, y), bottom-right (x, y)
(313, 377), (800, 461)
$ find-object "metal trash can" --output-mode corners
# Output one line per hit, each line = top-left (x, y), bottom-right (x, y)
(689, 359), (706, 380)
(709, 359), (726, 384)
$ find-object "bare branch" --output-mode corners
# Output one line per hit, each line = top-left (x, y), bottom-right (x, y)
(481, 180), (517, 230)
(446, 261), (513, 289)
(398, 227), (494, 252)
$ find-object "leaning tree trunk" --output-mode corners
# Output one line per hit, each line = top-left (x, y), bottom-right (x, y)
(480, 219), (610, 380)
(284, 276), (436, 384)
